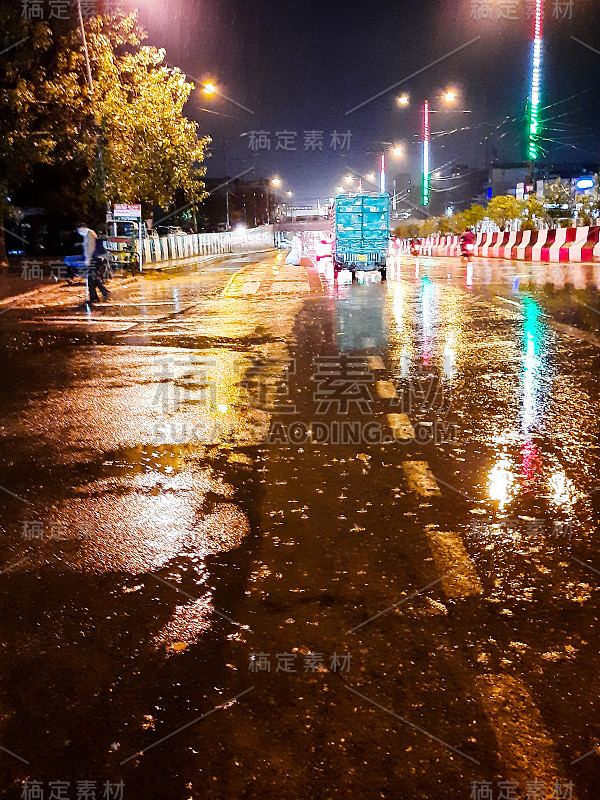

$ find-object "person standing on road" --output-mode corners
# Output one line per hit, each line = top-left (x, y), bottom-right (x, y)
(76, 223), (110, 303)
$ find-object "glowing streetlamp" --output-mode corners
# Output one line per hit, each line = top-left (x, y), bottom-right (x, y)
(198, 79), (254, 115)
(345, 175), (354, 184)
(397, 94), (409, 106)
(286, 190), (293, 197)
(271, 177), (281, 187)
(336, 186), (344, 193)
(443, 89), (457, 103)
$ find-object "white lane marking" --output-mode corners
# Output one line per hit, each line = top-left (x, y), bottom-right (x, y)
(222, 263), (271, 296)
(386, 413), (415, 441)
(376, 380), (397, 399)
(424, 527), (482, 597)
(368, 355), (385, 371)
(402, 461), (441, 497)
(494, 295), (523, 309)
(477, 674), (576, 797)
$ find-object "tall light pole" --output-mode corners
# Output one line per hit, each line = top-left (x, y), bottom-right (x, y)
(528, 0), (544, 171)
(422, 101), (431, 207)
(380, 146), (402, 194)
(398, 90), (458, 209)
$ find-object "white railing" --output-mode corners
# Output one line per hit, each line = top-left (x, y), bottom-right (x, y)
(141, 225), (275, 266)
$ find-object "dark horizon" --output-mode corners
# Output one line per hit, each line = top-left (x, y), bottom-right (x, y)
(133, 0), (600, 204)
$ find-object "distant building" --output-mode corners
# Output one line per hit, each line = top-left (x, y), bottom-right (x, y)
(198, 177), (275, 231)
(489, 161), (599, 200)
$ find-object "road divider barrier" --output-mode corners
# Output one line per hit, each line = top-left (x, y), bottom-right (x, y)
(141, 225), (275, 267)
(410, 226), (600, 263)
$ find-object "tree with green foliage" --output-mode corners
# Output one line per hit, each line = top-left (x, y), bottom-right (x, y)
(393, 223), (419, 239)
(460, 204), (486, 231)
(572, 178), (599, 226)
(0, 13), (59, 264)
(519, 197), (548, 230)
(543, 178), (574, 224)
(419, 217), (439, 237)
(61, 13), (210, 213)
(0, 8), (209, 263)
(576, 195), (600, 226)
(487, 195), (522, 230)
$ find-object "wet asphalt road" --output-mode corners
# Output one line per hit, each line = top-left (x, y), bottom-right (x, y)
(0, 251), (599, 800)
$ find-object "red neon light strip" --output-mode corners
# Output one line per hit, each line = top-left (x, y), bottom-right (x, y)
(534, 0), (543, 39)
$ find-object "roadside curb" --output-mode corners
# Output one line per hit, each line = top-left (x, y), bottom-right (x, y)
(0, 249), (276, 310)
(0, 274), (139, 309)
(143, 248), (276, 274)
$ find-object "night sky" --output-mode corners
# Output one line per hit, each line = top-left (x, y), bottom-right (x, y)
(133, 0), (600, 204)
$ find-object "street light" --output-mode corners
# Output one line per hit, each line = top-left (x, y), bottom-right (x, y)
(345, 175), (354, 184)
(198, 79), (254, 115)
(286, 190), (293, 197)
(397, 89), (460, 207)
(397, 94), (409, 106)
(380, 144), (403, 193)
(271, 177), (281, 187)
(336, 186), (344, 193)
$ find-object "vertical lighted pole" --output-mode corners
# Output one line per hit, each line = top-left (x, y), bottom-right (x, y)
(422, 100), (431, 207)
(379, 152), (386, 193)
(528, 0), (544, 165)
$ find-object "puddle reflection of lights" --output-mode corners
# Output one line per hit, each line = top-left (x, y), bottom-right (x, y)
(441, 290), (460, 380)
(488, 457), (516, 509)
(443, 337), (456, 379)
(466, 263), (473, 288)
(521, 296), (546, 436)
(390, 280), (404, 322)
(421, 277), (435, 366)
(387, 280), (413, 378)
(521, 439), (542, 493)
(548, 470), (577, 511)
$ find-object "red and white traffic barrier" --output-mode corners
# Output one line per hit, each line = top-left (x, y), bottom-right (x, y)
(562, 226), (589, 262)
(414, 226), (600, 263)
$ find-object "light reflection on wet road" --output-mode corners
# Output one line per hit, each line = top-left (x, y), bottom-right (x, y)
(0, 252), (599, 799)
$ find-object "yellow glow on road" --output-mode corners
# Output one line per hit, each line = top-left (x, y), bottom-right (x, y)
(488, 457), (515, 509)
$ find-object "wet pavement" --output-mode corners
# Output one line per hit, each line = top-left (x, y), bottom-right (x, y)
(0, 251), (599, 799)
